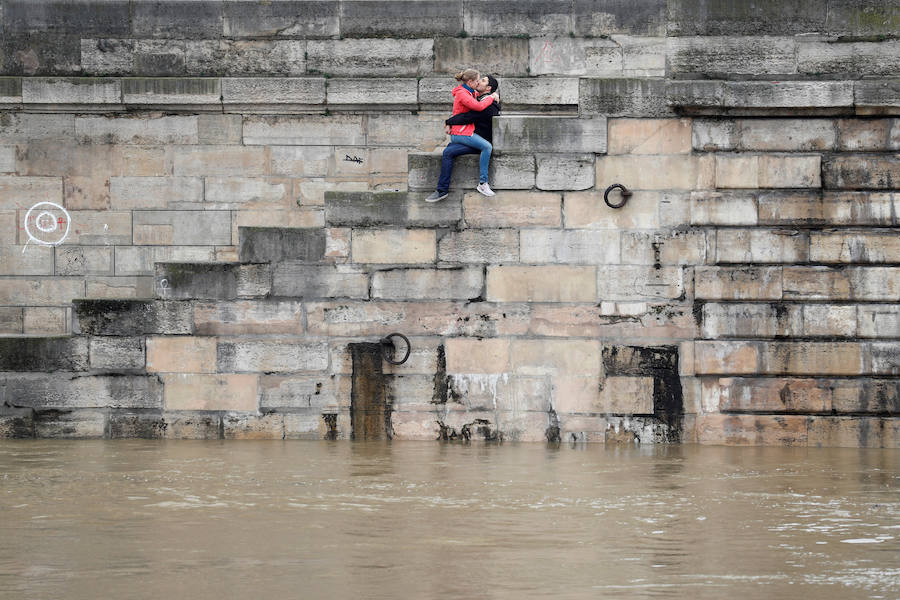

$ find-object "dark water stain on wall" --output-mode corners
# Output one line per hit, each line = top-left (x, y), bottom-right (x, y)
(349, 343), (392, 440)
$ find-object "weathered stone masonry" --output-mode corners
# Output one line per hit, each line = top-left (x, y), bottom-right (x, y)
(1, 0), (900, 446)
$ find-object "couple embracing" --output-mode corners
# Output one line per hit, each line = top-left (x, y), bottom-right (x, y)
(425, 69), (501, 202)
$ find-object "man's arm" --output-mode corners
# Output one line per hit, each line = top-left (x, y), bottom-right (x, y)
(445, 112), (479, 126)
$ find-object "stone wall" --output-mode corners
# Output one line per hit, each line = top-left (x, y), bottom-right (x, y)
(1, 0), (899, 446)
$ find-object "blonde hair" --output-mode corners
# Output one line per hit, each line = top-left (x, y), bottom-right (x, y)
(454, 69), (479, 83)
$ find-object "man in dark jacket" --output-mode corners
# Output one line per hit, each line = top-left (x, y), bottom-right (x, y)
(425, 75), (500, 202)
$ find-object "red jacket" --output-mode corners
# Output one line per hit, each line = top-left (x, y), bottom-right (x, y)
(449, 84), (494, 136)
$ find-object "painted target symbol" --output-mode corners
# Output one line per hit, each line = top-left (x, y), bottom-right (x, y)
(24, 202), (70, 247)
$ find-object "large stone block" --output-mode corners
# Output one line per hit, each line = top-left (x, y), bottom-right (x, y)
(823, 154), (900, 189)
(222, 1), (340, 38)
(859, 305), (900, 338)
(193, 300), (303, 336)
(445, 338), (511, 374)
(799, 40), (900, 78)
(580, 78), (671, 116)
(621, 230), (708, 265)
(308, 40), (432, 77)
(463, 191), (561, 228)
(500, 77), (580, 108)
(529, 37), (622, 76)
(110, 177), (203, 210)
(55, 246), (114, 276)
(132, 0), (223, 37)
(3, 1), (131, 35)
(760, 342), (865, 376)
(520, 229), (620, 264)
(199, 177), (292, 210)
(597, 154), (714, 190)
(757, 191), (828, 225)
(146, 337), (217, 374)
(74, 299), (193, 336)
(511, 339), (601, 376)
(694, 266), (783, 300)
(435, 37), (528, 76)
(239, 227), (326, 264)
(163, 373), (257, 411)
(464, 0), (666, 36)
(221, 78), (325, 108)
(1, 373), (162, 409)
(494, 116), (607, 153)
(696, 414), (809, 446)
(808, 417), (898, 449)
(243, 115), (365, 146)
(133, 210), (232, 246)
(19, 142), (166, 177)
(84, 276), (155, 300)
(155, 263), (271, 300)
(564, 190), (665, 229)
(272, 264), (369, 298)
(22, 78), (121, 105)
(668, 36), (796, 77)
(0, 307), (24, 334)
(33, 410), (106, 439)
(121, 78), (221, 106)
(114, 246), (216, 277)
(487, 265), (597, 302)
(854, 79), (900, 115)
(783, 266), (900, 301)
(667, 0), (826, 35)
(326, 78), (419, 108)
(351, 229), (436, 264)
(259, 375), (343, 411)
(23, 307), (69, 335)
(74, 115), (198, 145)
(608, 118), (691, 155)
(307, 300), (531, 337)
(721, 81), (854, 110)
(0, 245), (54, 276)
(596, 265), (684, 300)
(714, 228), (809, 264)
(0, 176), (64, 209)
(325, 191), (462, 228)
(536, 154), (595, 190)
(172, 146), (266, 177)
(217, 341), (329, 373)
(0, 147), (14, 174)
(438, 229), (519, 263)
(739, 119), (836, 151)
(810, 232), (900, 263)
(372, 267), (483, 300)
(704, 377), (836, 413)
(89, 337), (145, 370)
(0, 337), (88, 372)
(341, 0), (462, 36)
(701, 303), (802, 339)
(837, 118), (893, 151)
(0, 278), (84, 306)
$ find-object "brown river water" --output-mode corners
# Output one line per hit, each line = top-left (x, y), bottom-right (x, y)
(0, 441), (898, 600)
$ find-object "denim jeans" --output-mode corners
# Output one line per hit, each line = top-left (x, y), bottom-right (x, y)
(450, 133), (492, 183)
(436, 142), (477, 193)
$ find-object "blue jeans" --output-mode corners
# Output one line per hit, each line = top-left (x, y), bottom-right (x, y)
(436, 142), (478, 193)
(450, 133), (492, 184)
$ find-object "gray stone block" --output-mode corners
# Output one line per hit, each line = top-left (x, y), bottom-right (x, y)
(0, 78), (22, 103)
(272, 264), (369, 299)
(184, 40), (307, 77)
(667, 36), (797, 77)
(494, 116), (607, 153)
(33, 409), (106, 438)
(160, 411), (223, 439)
(80, 38), (134, 75)
(464, 0), (665, 36)
(372, 267), (484, 300)
(217, 341), (329, 373)
(0, 337), (89, 372)
(1, 373), (163, 409)
(221, 77), (325, 108)
(73, 299), (193, 336)
(667, 0), (827, 36)
(536, 154), (595, 190)
(855, 79), (900, 115)
(0, 113), (74, 143)
(155, 263), (272, 300)
(89, 337), (145, 370)
(223, 1), (340, 38)
(132, 1), (223, 38)
(308, 39), (433, 77)
(324, 191), (462, 228)
(408, 152), (536, 191)
(239, 227), (326, 263)
(721, 81), (854, 109)
(341, 1), (463, 37)
(501, 77), (580, 109)
(438, 230), (519, 263)
(0, 307), (24, 334)
(0, 34), (81, 76)
(666, 80), (724, 110)
(22, 78), (121, 105)
(417, 77), (455, 106)
(242, 115), (366, 146)
(2, 0), (131, 35)
(133, 39), (186, 76)
(107, 411), (168, 439)
(121, 78), (221, 107)
(825, 0), (900, 37)
(133, 210), (232, 245)
(0, 405), (34, 438)
(435, 38), (529, 76)
(823, 155), (900, 189)
(580, 78), (671, 116)
(326, 78), (419, 108)
(55, 247), (114, 276)
(198, 114), (242, 144)
(799, 41), (900, 79)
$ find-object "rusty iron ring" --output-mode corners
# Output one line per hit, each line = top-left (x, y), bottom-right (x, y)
(380, 332), (411, 365)
(604, 183), (632, 209)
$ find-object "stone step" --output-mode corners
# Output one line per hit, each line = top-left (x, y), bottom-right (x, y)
(238, 227), (327, 264)
(73, 299), (193, 336)
(155, 263), (271, 300)
(324, 190), (461, 228)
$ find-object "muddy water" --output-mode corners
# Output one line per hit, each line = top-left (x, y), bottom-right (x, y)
(0, 442), (897, 600)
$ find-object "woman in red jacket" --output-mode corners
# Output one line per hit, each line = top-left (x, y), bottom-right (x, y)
(449, 69), (499, 196)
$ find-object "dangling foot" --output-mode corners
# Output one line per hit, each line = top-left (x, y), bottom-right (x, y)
(425, 190), (449, 203)
(476, 182), (495, 197)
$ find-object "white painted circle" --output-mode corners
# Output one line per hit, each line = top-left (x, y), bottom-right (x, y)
(24, 202), (70, 247)
(35, 211), (58, 233)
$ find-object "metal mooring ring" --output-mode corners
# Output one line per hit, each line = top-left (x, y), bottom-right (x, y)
(604, 183), (632, 209)
(380, 332), (411, 365)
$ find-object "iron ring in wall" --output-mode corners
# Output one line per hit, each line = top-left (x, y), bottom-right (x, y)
(380, 333), (411, 365)
(604, 183), (632, 209)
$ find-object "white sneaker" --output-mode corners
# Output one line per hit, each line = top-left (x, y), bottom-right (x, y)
(476, 182), (495, 197)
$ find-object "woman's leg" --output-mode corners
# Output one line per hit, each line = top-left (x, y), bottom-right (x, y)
(450, 134), (492, 183)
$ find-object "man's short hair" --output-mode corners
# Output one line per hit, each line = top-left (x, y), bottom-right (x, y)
(486, 75), (499, 93)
